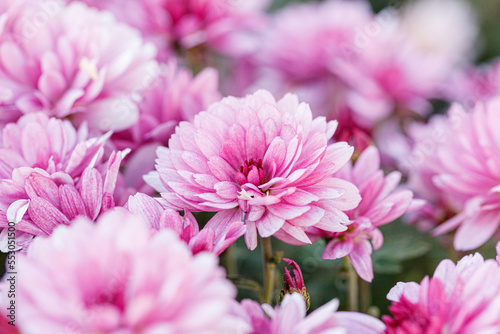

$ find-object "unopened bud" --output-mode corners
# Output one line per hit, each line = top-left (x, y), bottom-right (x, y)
(278, 258), (310, 310)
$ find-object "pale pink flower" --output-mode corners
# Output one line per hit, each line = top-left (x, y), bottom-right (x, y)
(240, 293), (384, 334)
(113, 61), (221, 194)
(0, 1), (157, 130)
(384, 252), (500, 333)
(3, 209), (241, 333)
(126, 192), (245, 255)
(73, 0), (269, 60)
(446, 59), (500, 107)
(308, 146), (414, 281)
(0, 113), (110, 179)
(250, 0), (373, 119)
(331, 0), (478, 128)
(146, 90), (361, 250)
(0, 151), (123, 251)
(404, 99), (500, 250)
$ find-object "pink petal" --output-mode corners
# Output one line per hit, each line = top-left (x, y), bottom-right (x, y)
(79, 168), (103, 221)
(59, 184), (87, 221)
(323, 239), (354, 260)
(28, 197), (70, 234)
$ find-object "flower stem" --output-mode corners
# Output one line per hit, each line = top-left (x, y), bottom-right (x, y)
(345, 257), (359, 312)
(262, 237), (276, 304)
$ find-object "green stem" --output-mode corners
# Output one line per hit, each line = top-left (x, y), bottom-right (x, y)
(360, 278), (371, 313)
(262, 237), (276, 304)
(345, 257), (359, 312)
(221, 243), (237, 278)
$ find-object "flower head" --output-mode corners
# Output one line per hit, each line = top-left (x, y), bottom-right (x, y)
(383, 252), (500, 333)
(1, 209), (241, 333)
(73, 0), (269, 60)
(308, 146), (414, 281)
(0, 150), (124, 251)
(0, 1), (157, 130)
(405, 98), (500, 250)
(146, 90), (361, 249)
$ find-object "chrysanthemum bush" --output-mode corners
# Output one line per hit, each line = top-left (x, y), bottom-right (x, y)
(2, 0), (500, 332)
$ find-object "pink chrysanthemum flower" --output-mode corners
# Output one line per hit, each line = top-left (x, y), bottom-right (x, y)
(146, 90), (361, 250)
(240, 292), (384, 334)
(307, 146), (414, 282)
(403, 99), (500, 250)
(383, 252), (500, 333)
(73, 0), (269, 60)
(0, 151), (122, 251)
(113, 62), (221, 194)
(1, 209), (242, 333)
(126, 192), (245, 255)
(0, 1), (157, 130)
(0, 112), (122, 250)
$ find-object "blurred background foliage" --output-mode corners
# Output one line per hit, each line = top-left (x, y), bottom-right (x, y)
(215, 0), (500, 317)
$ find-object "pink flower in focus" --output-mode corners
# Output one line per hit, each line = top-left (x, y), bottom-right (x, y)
(383, 252), (500, 333)
(240, 292), (384, 334)
(4, 209), (242, 333)
(146, 90), (361, 250)
(126, 192), (245, 255)
(0, 151), (123, 251)
(308, 146), (414, 281)
(0, 1), (157, 130)
(404, 99), (500, 250)
(113, 61), (221, 194)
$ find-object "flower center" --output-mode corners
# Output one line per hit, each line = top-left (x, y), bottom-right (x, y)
(235, 158), (266, 187)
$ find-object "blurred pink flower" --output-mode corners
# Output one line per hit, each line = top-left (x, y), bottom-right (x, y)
(250, 0), (373, 119)
(4, 209), (241, 333)
(0, 1), (157, 130)
(404, 99), (500, 250)
(240, 292), (384, 334)
(113, 61), (221, 194)
(0, 151), (123, 251)
(332, 0), (478, 129)
(384, 252), (500, 333)
(146, 90), (361, 249)
(73, 0), (269, 60)
(0, 113), (110, 179)
(126, 192), (245, 255)
(308, 146), (414, 281)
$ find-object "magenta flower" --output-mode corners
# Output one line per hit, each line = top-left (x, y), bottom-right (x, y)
(0, 1), (157, 130)
(308, 146), (414, 281)
(240, 293), (384, 334)
(0, 150), (123, 251)
(383, 252), (500, 333)
(126, 192), (245, 255)
(404, 99), (500, 250)
(73, 0), (269, 60)
(2, 209), (242, 333)
(279, 258), (310, 309)
(146, 90), (361, 249)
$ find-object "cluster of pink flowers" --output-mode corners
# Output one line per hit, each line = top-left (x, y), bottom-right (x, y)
(1, 0), (500, 332)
